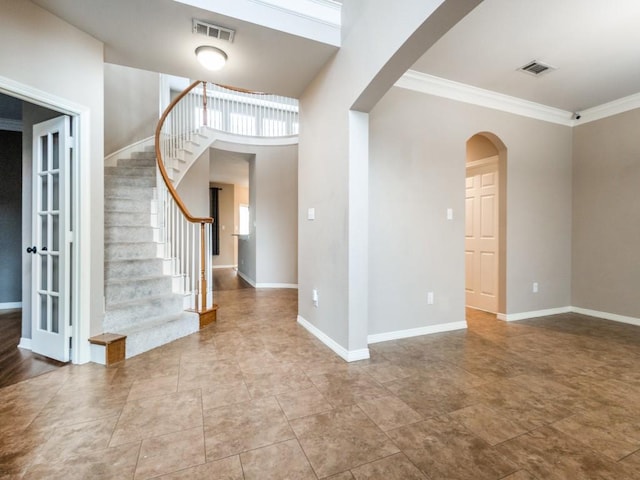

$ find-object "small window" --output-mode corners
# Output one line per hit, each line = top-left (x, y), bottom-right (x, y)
(239, 204), (250, 235)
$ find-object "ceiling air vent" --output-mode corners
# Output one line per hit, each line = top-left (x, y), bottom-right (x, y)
(519, 60), (555, 76)
(193, 19), (235, 43)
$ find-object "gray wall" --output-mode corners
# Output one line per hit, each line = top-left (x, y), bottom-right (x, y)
(572, 108), (640, 318)
(0, 130), (22, 304)
(104, 64), (159, 156)
(368, 87), (573, 335)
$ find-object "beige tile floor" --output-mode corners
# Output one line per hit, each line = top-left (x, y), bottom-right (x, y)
(2, 288), (640, 479)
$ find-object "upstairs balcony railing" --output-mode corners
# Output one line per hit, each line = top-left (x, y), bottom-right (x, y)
(155, 81), (298, 314)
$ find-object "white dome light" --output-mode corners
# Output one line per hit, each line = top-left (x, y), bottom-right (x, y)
(195, 46), (228, 71)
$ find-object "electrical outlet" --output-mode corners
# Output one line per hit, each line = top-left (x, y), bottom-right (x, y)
(532, 282), (539, 293)
(427, 291), (434, 305)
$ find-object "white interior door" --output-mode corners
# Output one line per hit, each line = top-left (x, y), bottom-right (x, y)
(30, 116), (72, 362)
(465, 158), (499, 313)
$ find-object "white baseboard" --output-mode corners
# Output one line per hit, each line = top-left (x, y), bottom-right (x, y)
(18, 337), (32, 350)
(571, 306), (640, 327)
(256, 283), (299, 289)
(297, 315), (370, 362)
(236, 270), (298, 289)
(368, 321), (467, 344)
(497, 305), (640, 328)
(236, 270), (256, 287)
(0, 302), (22, 310)
(501, 306), (572, 322)
(213, 265), (237, 269)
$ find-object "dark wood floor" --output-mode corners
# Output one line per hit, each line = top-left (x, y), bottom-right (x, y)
(0, 309), (65, 389)
(213, 267), (253, 291)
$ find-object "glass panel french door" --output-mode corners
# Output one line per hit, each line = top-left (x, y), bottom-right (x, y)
(31, 116), (72, 362)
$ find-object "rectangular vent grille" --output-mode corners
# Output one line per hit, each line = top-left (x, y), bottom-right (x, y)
(519, 60), (555, 76)
(193, 19), (235, 43)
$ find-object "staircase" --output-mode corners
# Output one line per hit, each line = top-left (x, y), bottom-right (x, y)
(103, 149), (199, 358)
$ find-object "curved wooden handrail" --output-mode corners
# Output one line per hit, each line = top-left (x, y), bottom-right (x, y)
(155, 80), (213, 224)
(217, 83), (268, 95)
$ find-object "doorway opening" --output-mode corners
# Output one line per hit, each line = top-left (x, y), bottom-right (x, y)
(0, 91), (77, 377)
(208, 147), (252, 280)
(0, 77), (89, 365)
(465, 133), (507, 317)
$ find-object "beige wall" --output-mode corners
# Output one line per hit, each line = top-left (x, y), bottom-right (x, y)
(254, 145), (298, 285)
(1, 0), (105, 356)
(368, 87), (573, 335)
(215, 142), (298, 286)
(210, 182), (236, 268)
(179, 142), (297, 286)
(234, 185), (249, 264)
(104, 64), (159, 156)
(177, 149), (210, 217)
(572, 108), (640, 318)
(298, 0), (480, 354)
(240, 158), (257, 282)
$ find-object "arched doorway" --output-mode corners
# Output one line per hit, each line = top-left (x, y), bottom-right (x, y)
(465, 133), (507, 316)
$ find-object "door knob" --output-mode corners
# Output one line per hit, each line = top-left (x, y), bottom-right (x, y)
(26, 246), (37, 254)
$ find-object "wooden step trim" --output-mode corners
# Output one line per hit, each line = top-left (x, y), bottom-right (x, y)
(89, 333), (126, 366)
(188, 304), (219, 329)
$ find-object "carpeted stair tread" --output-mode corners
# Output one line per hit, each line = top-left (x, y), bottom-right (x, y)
(104, 166), (155, 177)
(118, 312), (199, 358)
(103, 149), (200, 359)
(105, 258), (164, 280)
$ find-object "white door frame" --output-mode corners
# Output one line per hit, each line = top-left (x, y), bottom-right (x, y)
(0, 74), (92, 364)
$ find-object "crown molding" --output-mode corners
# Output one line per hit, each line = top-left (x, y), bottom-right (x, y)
(573, 92), (640, 126)
(396, 70), (640, 127)
(395, 70), (574, 126)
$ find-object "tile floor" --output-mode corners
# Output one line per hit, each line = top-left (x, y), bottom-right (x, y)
(2, 288), (640, 479)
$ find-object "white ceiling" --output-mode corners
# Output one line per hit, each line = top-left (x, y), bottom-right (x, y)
(29, 0), (640, 115)
(31, 0), (339, 98)
(411, 0), (640, 113)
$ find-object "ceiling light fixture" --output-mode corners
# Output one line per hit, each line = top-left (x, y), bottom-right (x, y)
(195, 46), (227, 71)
